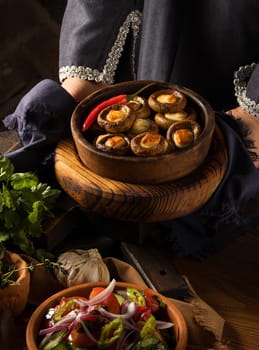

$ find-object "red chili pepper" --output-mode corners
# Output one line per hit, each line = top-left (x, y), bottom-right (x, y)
(82, 82), (155, 132)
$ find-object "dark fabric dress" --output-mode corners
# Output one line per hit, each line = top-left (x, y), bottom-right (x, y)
(3, 0), (259, 258)
(59, 0), (259, 110)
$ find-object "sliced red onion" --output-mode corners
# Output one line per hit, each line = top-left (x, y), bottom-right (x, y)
(73, 279), (117, 308)
(39, 323), (70, 336)
(155, 320), (174, 329)
(79, 320), (98, 344)
(116, 329), (136, 350)
(99, 301), (136, 320)
(63, 311), (88, 340)
(39, 310), (78, 335)
(115, 289), (128, 298)
(124, 319), (138, 331)
(120, 300), (131, 314)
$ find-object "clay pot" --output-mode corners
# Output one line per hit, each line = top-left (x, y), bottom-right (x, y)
(26, 281), (188, 350)
(71, 80), (215, 184)
(0, 251), (30, 317)
(21, 255), (63, 305)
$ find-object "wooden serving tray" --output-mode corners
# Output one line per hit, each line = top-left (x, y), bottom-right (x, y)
(54, 125), (228, 222)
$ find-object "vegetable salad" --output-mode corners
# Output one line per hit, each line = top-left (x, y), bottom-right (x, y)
(39, 279), (176, 349)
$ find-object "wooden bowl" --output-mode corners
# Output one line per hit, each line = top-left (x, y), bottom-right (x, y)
(54, 127), (227, 222)
(26, 281), (188, 350)
(71, 80), (215, 184)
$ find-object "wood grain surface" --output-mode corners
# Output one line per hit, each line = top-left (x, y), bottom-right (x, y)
(54, 125), (228, 222)
(121, 226), (259, 350)
(174, 225), (259, 350)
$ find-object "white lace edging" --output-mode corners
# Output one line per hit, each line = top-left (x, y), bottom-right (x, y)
(234, 63), (259, 118)
(59, 10), (142, 84)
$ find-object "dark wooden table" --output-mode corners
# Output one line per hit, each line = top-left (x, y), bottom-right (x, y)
(121, 226), (259, 350)
(5, 210), (259, 350)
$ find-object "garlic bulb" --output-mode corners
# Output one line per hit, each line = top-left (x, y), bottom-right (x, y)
(55, 249), (110, 287)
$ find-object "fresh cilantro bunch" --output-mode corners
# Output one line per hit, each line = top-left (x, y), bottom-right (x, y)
(0, 156), (61, 259)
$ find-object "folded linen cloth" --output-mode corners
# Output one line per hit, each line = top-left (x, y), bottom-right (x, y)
(2, 79), (76, 172)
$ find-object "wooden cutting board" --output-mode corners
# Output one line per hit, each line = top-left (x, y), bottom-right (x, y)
(54, 125), (228, 222)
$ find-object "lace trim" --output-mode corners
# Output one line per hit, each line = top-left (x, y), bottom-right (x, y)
(234, 63), (259, 118)
(59, 10), (142, 84)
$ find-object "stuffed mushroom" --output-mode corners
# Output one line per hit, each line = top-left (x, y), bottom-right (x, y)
(127, 118), (159, 138)
(97, 104), (136, 133)
(127, 95), (151, 119)
(154, 106), (197, 130)
(166, 120), (201, 149)
(95, 133), (130, 155)
(131, 132), (169, 156)
(148, 89), (187, 113)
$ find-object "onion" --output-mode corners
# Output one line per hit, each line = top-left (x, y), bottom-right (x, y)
(39, 310), (78, 335)
(155, 320), (175, 329)
(99, 301), (136, 320)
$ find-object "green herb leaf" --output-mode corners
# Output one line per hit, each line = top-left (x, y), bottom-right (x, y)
(0, 156), (61, 257)
(10, 172), (39, 189)
(0, 156), (14, 182)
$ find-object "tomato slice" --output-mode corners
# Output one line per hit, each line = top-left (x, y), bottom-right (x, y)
(89, 287), (120, 314)
(144, 289), (162, 314)
(70, 320), (101, 348)
(70, 329), (96, 348)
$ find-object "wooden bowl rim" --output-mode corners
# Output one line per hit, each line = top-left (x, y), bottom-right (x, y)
(26, 281), (188, 350)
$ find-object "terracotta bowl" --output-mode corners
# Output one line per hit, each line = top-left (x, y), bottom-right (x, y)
(26, 281), (188, 350)
(71, 80), (215, 184)
(0, 251), (30, 318)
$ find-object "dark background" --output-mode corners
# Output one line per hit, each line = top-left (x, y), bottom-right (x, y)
(0, 0), (69, 151)
(0, 0), (67, 125)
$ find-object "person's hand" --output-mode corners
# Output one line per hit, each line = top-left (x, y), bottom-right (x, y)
(61, 78), (108, 102)
(226, 106), (253, 120)
(226, 106), (259, 169)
